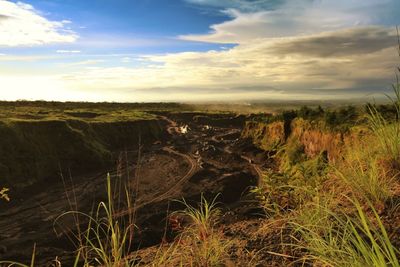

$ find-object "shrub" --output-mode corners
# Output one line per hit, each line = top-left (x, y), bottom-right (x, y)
(285, 139), (306, 165)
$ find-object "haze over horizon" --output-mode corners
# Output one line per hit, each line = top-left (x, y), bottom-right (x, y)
(0, 0), (399, 102)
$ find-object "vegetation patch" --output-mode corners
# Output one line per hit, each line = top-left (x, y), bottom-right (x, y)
(0, 104), (165, 189)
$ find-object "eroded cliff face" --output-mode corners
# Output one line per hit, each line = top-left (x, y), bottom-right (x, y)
(242, 118), (368, 162)
(241, 121), (286, 151)
(0, 119), (166, 188)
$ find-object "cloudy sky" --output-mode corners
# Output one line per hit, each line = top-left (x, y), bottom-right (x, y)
(0, 0), (399, 102)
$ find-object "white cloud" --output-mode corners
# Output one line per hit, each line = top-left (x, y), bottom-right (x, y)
(121, 57), (132, 63)
(0, 1), (78, 46)
(53, 27), (397, 101)
(56, 50), (81, 54)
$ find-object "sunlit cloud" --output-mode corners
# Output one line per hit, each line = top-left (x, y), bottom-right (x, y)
(47, 27), (397, 101)
(0, 1), (77, 46)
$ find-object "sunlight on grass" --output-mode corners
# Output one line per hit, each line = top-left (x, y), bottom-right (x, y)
(173, 195), (229, 266)
(336, 147), (395, 205)
(55, 173), (137, 266)
(292, 198), (399, 267)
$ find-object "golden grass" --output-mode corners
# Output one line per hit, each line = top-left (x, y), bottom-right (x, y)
(292, 198), (399, 267)
(56, 173), (137, 266)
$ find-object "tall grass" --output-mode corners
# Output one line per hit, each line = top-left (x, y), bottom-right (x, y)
(293, 198), (399, 267)
(56, 173), (137, 266)
(176, 195), (221, 241)
(367, 107), (400, 162)
(133, 195), (229, 266)
(367, 27), (400, 162)
(336, 149), (395, 205)
(171, 194), (229, 266)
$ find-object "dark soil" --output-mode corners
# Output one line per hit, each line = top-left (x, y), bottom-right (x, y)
(0, 112), (267, 265)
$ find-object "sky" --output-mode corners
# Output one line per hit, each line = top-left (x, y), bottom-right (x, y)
(0, 0), (399, 102)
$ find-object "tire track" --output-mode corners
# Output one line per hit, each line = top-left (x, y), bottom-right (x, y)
(114, 147), (198, 218)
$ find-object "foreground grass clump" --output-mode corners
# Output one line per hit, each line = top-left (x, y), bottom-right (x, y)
(176, 195), (228, 266)
(335, 144), (396, 206)
(292, 198), (399, 267)
(147, 195), (229, 267)
(56, 173), (136, 266)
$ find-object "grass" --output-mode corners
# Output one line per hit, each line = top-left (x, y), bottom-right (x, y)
(139, 194), (229, 266)
(0, 244), (36, 267)
(292, 198), (399, 267)
(335, 150), (395, 205)
(0, 105), (164, 188)
(166, 194), (229, 267)
(367, 103), (400, 162)
(55, 173), (137, 266)
(0, 105), (155, 123)
(175, 194), (221, 241)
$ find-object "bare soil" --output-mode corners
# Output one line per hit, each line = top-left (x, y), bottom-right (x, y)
(0, 112), (269, 265)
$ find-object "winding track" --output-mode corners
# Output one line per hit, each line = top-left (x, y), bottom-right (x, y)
(114, 146), (198, 218)
(159, 115), (180, 135)
(212, 128), (264, 183)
